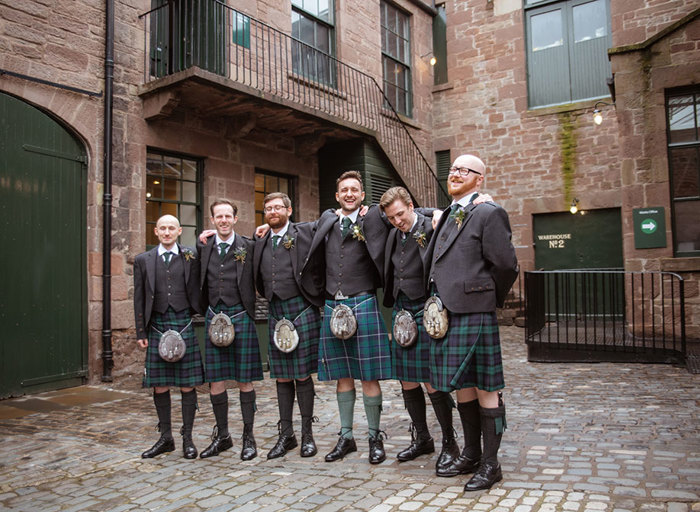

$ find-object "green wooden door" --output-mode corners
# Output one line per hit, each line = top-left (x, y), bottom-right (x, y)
(533, 208), (623, 319)
(0, 92), (88, 398)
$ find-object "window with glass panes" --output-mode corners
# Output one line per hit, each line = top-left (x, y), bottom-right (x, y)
(254, 170), (296, 227)
(666, 88), (700, 256)
(381, 1), (412, 117)
(146, 150), (201, 248)
(525, 0), (611, 108)
(291, 0), (335, 85)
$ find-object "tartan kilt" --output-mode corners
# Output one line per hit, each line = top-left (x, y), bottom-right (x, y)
(143, 308), (204, 389)
(429, 310), (504, 393)
(391, 294), (432, 383)
(318, 294), (392, 382)
(204, 302), (263, 383)
(267, 296), (321, 379)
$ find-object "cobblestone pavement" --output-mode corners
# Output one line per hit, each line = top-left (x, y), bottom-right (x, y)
(0, 326), (698, 512)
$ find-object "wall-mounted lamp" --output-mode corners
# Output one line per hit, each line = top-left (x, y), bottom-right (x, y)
(593, 101), (614, 125)
(421, 52), (437, 66)
(570, 198), (579, 214)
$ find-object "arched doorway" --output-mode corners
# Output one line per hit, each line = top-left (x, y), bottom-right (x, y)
(0, 91), (88, 398)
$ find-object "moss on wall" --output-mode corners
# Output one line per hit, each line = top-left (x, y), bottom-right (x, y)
(559, 111), (577, 205)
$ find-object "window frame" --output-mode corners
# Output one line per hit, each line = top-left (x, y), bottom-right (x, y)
(381, 0), (413, 117)
(145, 149), (203, 250)
(291, 0), (336, 86)
(524, 0), (612, 109)
(665, 86), (700, 257)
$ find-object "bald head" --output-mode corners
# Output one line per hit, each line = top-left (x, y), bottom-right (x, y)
(156, 214), (180, 228)
(453, 154), (485, 178)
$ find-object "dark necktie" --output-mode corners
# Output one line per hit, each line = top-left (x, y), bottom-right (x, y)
(272, 235), (281, 250)
(219, 242), (229, 259)
(163, 251), (172, 267)
(341, 216), (352, 237)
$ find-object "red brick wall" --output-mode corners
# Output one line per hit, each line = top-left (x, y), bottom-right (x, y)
(611, 0), (698, 47)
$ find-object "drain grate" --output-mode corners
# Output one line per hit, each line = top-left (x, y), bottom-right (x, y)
(687, 353), (700, 374)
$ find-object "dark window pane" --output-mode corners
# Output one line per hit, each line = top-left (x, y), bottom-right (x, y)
(670, 147), (699, 199)
(674, 200), (700, 253)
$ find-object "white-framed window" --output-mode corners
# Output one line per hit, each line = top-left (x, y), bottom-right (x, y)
(381, 1), (412, 117)
(291, 0), (335, 85)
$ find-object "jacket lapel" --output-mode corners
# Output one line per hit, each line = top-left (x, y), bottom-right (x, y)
(436, 203), (477, 260)
(287, 224), (299, 272)
(147, 247), (157, 294)
(179, 243), (191, 284)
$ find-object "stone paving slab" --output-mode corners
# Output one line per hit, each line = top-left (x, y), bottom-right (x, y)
(0, 327), (698, 511)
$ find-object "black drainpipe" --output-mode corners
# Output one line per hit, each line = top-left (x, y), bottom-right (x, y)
(101, 0), (115, 381)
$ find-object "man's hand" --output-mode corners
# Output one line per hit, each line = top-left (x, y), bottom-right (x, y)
(474, 193), (493, 204)
(432, 209), (442, 230)
(255, 223), (271, 238)
(137, 338), (148, 349)
(198, 229), (216, 244)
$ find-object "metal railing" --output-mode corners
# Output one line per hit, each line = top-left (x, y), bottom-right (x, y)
(139, 0), (445, 206)
(525, 270), (686, 364)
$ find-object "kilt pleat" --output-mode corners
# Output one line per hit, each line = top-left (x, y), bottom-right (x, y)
(267, 296), (321, 379)
(318, 294), (392, 382)
(391, 294), (431, 383)
(429, 310), (504, 392)
(204, 303), (263, 383)
(143, 308), (204, 389)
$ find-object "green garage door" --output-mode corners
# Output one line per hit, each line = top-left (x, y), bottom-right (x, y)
(0, 92), (88, 398)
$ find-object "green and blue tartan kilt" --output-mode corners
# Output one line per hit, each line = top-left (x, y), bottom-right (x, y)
(204, 302), (263, 383)
(429, 310), (504, 393)
(391, 293), (432, 383)
(318, 294), (392, 382)
(143, 308), (205, 389)
(267, 296), (321, 379)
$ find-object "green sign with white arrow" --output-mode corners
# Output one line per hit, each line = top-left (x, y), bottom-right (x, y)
(633, 207), (666, 249)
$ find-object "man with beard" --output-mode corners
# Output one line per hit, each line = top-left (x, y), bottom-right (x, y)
(252, 192), (325, 459)
(197, 200), (263, 460)
(134, 214), (204, 459)
(424, 154), (518, 491)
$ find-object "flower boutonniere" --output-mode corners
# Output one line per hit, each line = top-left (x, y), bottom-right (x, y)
(282, 234), (295, 250)
(450, 207), (467, 229)
(412, 230), (427, 248)
(182, 248), (196, 262)
(351, 223), (366, 243)
(233, 246), (247, 263)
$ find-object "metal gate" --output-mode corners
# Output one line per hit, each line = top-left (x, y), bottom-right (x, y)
(0, 92), (88, 398)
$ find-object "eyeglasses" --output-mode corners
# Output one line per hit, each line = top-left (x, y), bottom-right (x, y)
(263, 205), (288, 213)
(448, 166), (482, 177)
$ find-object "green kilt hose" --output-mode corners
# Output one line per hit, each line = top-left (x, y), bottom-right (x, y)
(204, 302), (263, 383)
(391, 293), (431, 383)
(429, 309), (504, 393)
(143, 307), (205, 388)
(267, 295), (321, 379)
(318, 294), (392, 382)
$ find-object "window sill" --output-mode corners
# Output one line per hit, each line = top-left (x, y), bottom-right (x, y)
(524, 96), (614, 118)
(432, 82), (454, 93)
(660, 257), (700, 273)
(381, 108), (422, 130)
(287, 72), (347, 99)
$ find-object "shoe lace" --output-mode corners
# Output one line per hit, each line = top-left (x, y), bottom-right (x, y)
(369, 430), (387, 441)
(210, 425), (219, 441)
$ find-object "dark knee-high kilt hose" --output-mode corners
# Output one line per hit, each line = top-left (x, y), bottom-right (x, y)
(143, 307), (205, 388)
(318, 294), (392, 382)
(267, 295), (321, 379)
(429, 308), (504, 393)
(391, 293), (431, 383)
(205, 302), (263, 383)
